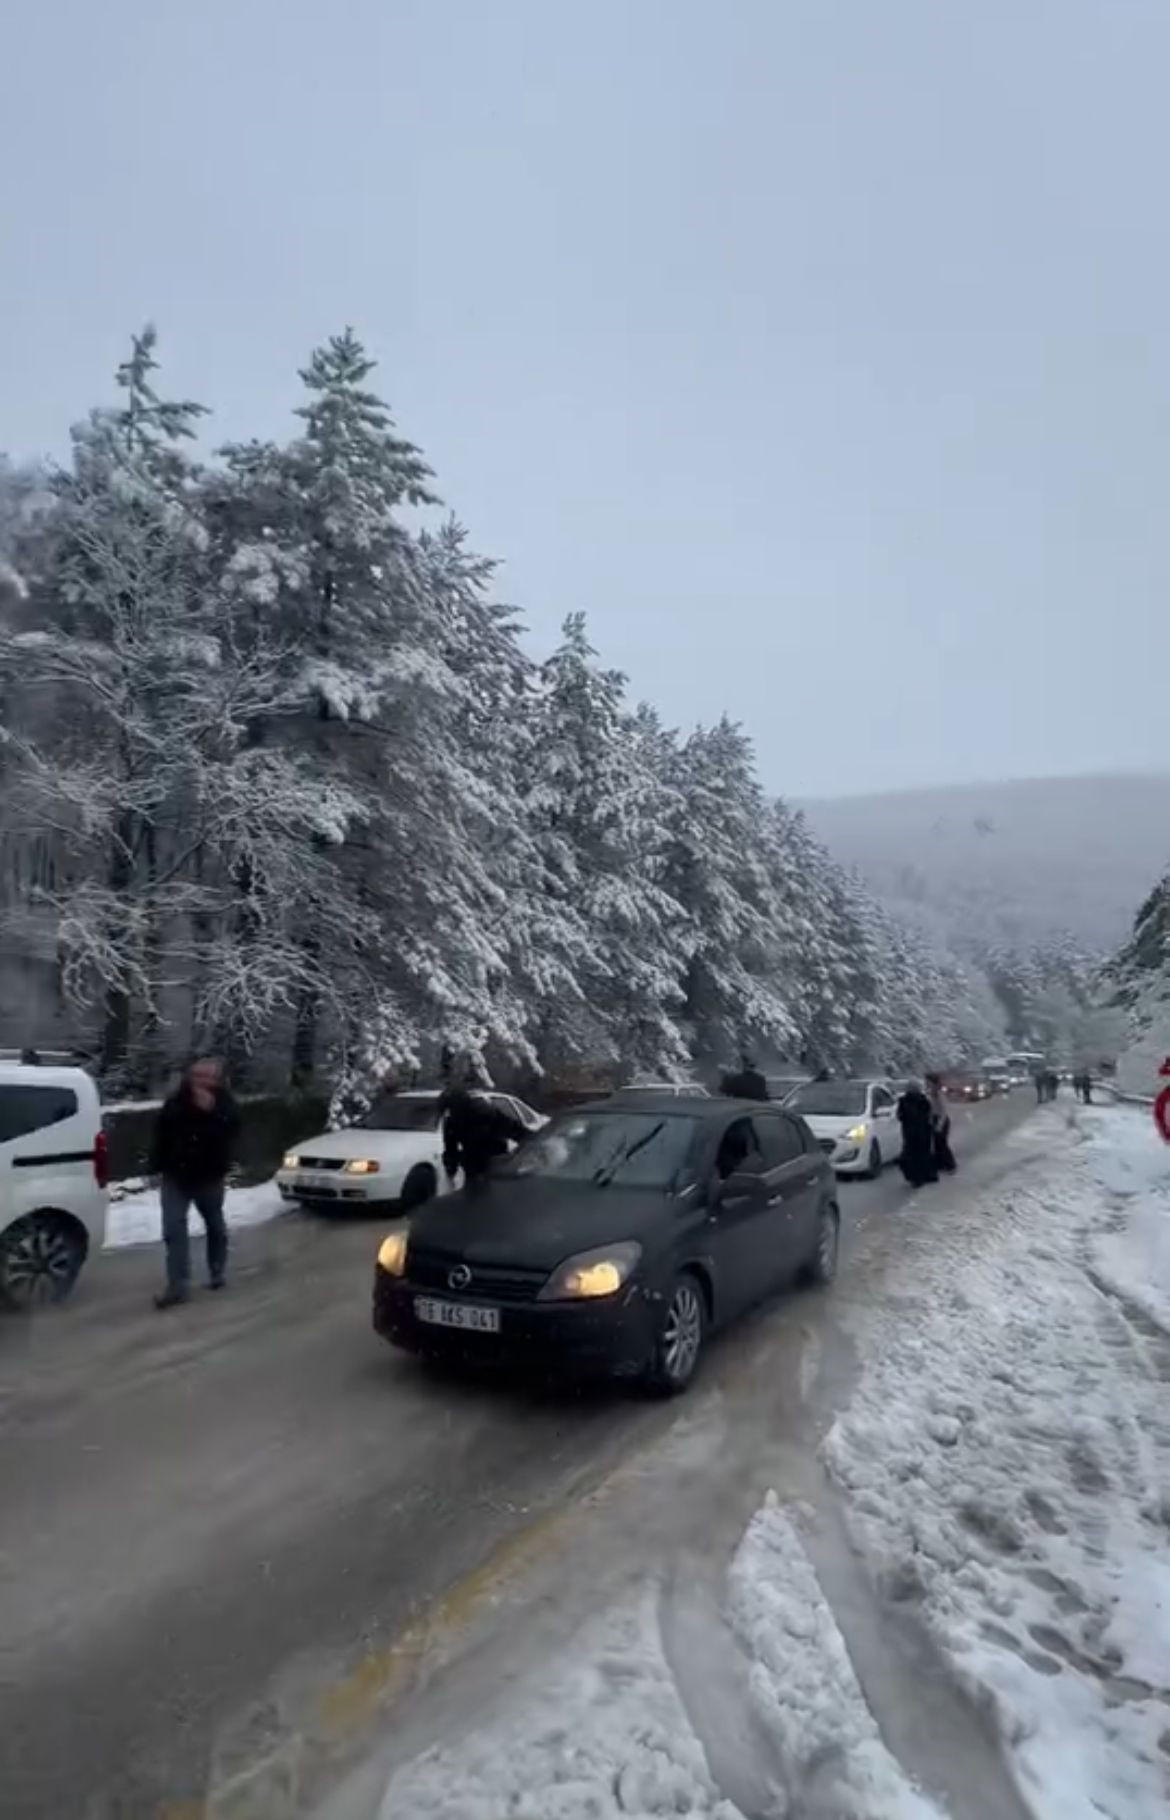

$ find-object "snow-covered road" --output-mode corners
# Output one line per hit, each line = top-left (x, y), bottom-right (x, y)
(7, 1093), (1165, 1820)
(341, 1105), (1169, 1820)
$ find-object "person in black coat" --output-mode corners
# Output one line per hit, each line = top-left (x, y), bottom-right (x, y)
(151, 1058), (240, 1308)
(441, 1086), (526, 1187)
(897, 1081), (939, 1187)
(719, 1054), (769, 1102)
(926, 1072), (957, 1174)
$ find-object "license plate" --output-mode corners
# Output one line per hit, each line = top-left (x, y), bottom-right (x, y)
(414, 1297), (501, 1334)
(297, 1175), (331, 1191)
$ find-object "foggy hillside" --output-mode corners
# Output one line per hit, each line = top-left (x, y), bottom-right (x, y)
(800, 773), (1170, 957)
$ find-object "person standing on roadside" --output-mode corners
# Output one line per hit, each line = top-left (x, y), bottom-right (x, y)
(897, 1080), (938, 1187)
(151, 1058), (240, 1309)
(925, 1072), (956, 1174)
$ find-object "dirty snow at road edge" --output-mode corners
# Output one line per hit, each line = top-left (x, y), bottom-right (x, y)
(825, 1106), (1170, 1819)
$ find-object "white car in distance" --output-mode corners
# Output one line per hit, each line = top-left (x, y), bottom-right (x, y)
(783, 1078), (903, 1179)
(277, 1089), (546, 1214)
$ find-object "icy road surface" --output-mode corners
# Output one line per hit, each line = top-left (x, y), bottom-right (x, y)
(0, 1092), (1035, 1819)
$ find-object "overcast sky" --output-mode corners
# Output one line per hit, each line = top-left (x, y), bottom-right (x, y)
(3, 0), (1167, 797)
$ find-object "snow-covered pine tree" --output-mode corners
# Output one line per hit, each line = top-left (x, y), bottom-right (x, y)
(522, 615), (689, 1080)
(0, 332), (366, 1087)
(663, 717), (802, 1068)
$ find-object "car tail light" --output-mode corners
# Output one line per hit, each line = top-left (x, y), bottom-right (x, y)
(94, 1129), (110, 1190)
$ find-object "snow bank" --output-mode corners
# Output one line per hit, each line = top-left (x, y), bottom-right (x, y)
(374, 1501), (942, 1820)
(104, 1179), (284, 1250)
(729, 1497), (945, 1818)
(824, 1106), (1170, 1820)
(373, 1592), (741, 1820)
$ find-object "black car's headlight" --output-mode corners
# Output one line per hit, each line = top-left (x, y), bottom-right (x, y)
(377, 1229), (408, 1277)
(538, 1241), (642, 1302)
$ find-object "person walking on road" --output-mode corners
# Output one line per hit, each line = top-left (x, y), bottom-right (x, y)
(926, 1072), (957, 1174)
(151, 1058), (240, 1309)
(441, 1084), (527, 1189)
(897, 1080), (939, 1187)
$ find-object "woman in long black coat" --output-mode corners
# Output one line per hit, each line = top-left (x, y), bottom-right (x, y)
(897, 1081), (938, 1186)
(926, 1072), (957, 1174)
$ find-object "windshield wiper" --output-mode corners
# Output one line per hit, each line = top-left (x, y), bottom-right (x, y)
(592, 1121), (667, 1187)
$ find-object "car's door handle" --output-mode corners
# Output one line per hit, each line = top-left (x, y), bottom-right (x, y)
(767, 1192), (785, 1206)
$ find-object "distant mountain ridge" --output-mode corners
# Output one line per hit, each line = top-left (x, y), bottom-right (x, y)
(799, 772), (1170, 958)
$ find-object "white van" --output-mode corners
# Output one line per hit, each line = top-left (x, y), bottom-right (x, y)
(0, 1059), (108, 1306)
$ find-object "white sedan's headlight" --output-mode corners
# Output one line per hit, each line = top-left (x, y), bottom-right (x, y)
(538, 1242), (642, 1302)
(343, 1157), (381, 1175)
(283, 1152), (301, 1170)
(845, 1123), (869, 1142)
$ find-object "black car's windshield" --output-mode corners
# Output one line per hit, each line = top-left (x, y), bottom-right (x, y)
(359, 1096), (441, 1132)
(504, 1111), (696, 1188)
(786, 1082), (869, 1117)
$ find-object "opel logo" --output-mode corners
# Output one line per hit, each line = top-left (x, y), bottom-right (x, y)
(448, 1264), (472, 1290)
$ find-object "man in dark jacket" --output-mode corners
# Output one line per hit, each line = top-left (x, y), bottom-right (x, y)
(151, 1058), (240, 1308)
(441, 1085), (526, 1188)
(719, 1054), (769, 1102)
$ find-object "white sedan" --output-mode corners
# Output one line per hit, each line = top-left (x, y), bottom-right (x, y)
(276, 1089), (546, 1213)
(784, 1078), (903, 1179)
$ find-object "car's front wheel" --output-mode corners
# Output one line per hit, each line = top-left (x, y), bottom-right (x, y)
(800, 1202), (840, 1288)
(645, 1271), (707, 1396)
(400, 1164), (437, 1213)
(864, 1140), (882, 1179)
(0, 1212), (87, 1309)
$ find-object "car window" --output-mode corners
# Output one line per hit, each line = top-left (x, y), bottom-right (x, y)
(490, 1094), (533, 1127)
(870, 1086), (893, 1111)
(359, 1096), (442, 1132)
(715, 1116), (764, 1180)
(505, 1110), (696, 1188)
(0, 1084), (79, 1144)
(756, 1114), (805, 1166)
(786, 1081), (869, 1117)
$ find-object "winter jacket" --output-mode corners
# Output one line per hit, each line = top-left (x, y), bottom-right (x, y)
(720, 1067), (769, 1102)
(442, 1096), (526, 1181)
(151, 1087), (240, 1188)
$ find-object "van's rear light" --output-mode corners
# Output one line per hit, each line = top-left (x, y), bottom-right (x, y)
(94, 1129), (109, 1190)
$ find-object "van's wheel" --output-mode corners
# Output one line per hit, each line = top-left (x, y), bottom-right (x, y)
(0, 1213), (87, 1309)
(645, 1271), (707, 1397)
(400, 1164), (437, 1213)
(864, 1141), (882, 1179)
(800, 1202), (840, 1288)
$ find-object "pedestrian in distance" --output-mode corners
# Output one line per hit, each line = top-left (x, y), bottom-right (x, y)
(1033, 1070), (1046, 1105)
(719, 1054), (769, 1101)
(151, 1057), (240, 1309)
(925, 1071), (957, 1174)
(897, 1080), (939, 1187)
(441, 1083), (527, 1190)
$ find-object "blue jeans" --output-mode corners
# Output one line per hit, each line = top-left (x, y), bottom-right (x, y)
(160, 1178), (228, 1294)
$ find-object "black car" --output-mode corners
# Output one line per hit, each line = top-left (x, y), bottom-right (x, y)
(373, 1095), (840, 1395)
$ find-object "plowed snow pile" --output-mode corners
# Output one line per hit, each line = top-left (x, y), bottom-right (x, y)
(826, 1105), (1170, 1819)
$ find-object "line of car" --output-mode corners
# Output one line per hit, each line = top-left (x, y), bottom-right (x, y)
(0, 1062), (998, 1391)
